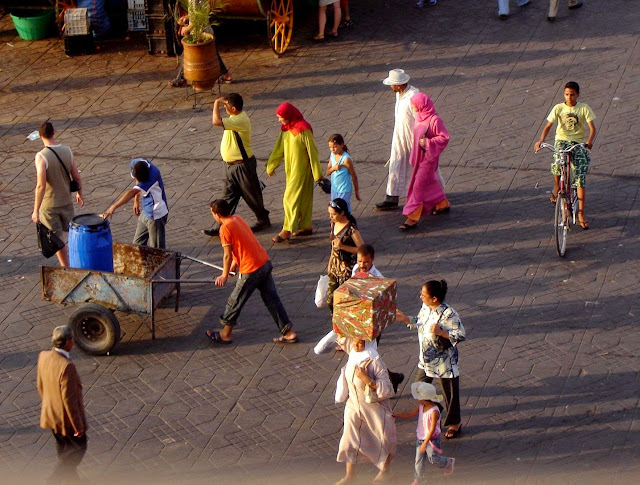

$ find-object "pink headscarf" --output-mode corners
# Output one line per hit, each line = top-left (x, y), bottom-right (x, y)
(276, 102), (313, 136)
(411, 92), (437, 123)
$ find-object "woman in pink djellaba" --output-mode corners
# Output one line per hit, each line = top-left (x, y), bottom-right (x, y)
(399, 93), (451, 231)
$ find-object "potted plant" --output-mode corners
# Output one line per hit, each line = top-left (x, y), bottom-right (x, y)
(175, 0), (227, 91)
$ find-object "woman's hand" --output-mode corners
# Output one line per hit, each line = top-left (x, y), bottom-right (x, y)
(395, 309), (409, 324)
(430, 323), (448, 339)
(332, 238), (341, 250)
(354, 360), (373, 385)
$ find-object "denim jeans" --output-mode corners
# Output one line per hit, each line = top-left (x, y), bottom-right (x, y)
(219, 260), (291, 334)
(414, 437), (448, 478)
(497, 0), (529, 15)
(133, 213), (167, 249)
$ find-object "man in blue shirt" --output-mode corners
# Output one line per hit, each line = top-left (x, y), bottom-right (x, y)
(102, 158), (169, 248)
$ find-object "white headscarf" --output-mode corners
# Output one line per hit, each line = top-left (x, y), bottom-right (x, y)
(345, 338), (379, 371)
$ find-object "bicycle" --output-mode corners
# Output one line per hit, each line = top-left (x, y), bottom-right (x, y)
(537, 142), (586, 257)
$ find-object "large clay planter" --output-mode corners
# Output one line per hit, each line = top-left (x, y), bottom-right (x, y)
(182, 38), (220, 92)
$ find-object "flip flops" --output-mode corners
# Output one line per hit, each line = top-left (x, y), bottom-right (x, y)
(206, 330), (232, 345)
(273, 335), (299, 344)
(399, 222), (418, 231)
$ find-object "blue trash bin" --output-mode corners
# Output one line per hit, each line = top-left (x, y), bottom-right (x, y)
(68, 214), (114, 272)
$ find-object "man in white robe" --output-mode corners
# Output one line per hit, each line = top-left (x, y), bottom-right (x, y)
(376, 69), (444, 211)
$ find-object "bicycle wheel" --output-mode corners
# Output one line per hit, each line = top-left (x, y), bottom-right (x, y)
(554, 194), (568, 257)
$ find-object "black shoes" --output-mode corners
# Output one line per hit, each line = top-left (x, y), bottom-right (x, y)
(202, 227), (219, 237)
(389, 371), (405, 394)
(204, 220), (271, 236)
(376, 195), (400, 211)
(251, 220), (271, 233)
(568, 1), (583, 9)
(375, 201), (399, 211)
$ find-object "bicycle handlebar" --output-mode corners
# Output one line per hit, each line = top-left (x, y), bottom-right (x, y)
(537, 142), (588, 154)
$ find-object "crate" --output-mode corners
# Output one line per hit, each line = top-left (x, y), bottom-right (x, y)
(145, 0), (167, 15)
(127, 9), (146, 31)
(64, 8), (90, 36)
(147, 32), (175, 56)
(64, 34), (95, 56)
(145, 14), (167, 35)
(127, 0), (145, 9)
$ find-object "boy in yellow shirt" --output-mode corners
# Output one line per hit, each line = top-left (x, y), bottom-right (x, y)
(535, 81), (596, 229)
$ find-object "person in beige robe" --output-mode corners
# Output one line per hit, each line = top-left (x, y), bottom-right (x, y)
(335, 338), (396, 484)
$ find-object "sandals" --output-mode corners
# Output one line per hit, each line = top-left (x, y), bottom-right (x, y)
(218, 75), (232, 84)
(273, 335), (299, 344)
(272, 234), (291, 243)
(293, 229), (313, 237)
(432, 206), (450, 215)
(339, 19), (353, 28)
(169, 78), (187, 88)
(399, 222), (418, 231)
(444, 425), (462, 439)
(313, 34), (325, 42)
(206, 330), (232, 345)
(577, 216), (590, 230)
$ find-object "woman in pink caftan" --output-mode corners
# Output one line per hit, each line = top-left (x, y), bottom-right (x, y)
(399, 93), (451, 231)
(335, 338), (396, 484)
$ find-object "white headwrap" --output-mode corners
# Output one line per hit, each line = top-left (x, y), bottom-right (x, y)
(345, 339), (379, 371)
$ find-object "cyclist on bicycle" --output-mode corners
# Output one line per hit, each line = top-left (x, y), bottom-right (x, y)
(534, 81), (596, 230)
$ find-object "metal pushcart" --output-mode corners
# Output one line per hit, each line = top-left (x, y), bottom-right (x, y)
(40, 242), (224, 355)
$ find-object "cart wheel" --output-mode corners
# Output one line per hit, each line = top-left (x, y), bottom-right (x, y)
(268, 0), (294, 56)
(69, 303), (121, 356)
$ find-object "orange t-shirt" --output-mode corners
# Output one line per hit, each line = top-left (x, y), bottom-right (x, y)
(219, 215), (269, 274)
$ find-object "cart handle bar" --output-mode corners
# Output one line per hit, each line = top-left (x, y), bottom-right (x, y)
(178, 254), (236, 276)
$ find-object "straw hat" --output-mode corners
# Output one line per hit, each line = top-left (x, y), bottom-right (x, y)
(382, 69), (410, 86)
(411, 382), (444, 404)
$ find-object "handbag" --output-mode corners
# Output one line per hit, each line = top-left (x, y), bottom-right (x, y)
(314, 274), (329, 308)
(334, 366), (349, 403)
(36, 222), (65, 258)
(432, 304), (453, 351)
(317, 177), (331, 194)
(47, 147), (79, 192)
(232, 131), (265, 191)
(364, 384), (378, 404)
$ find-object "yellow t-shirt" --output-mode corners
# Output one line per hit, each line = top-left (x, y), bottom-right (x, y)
(546, 102), (596, 143)
(220, 111), (253, 162)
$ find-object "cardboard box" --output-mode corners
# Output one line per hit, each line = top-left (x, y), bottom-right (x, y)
(332, 277), (397, 341)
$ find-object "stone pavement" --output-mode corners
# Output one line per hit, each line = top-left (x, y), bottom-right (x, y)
(1, 0), (639, 483)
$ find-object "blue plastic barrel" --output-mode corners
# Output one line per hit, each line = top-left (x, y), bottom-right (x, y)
(68, 214), (114, 272)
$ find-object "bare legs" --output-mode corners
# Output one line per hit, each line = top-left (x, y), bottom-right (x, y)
(317, 2), (341, 39)
(577, 186), (589, 228)
(552, 177), (588, 227)
(56, 245), (69, 267)
(335, 455), (393, 485)
(334, 463), (356, 485)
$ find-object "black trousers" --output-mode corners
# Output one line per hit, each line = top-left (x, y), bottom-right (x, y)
(50, 432), (87, 483)
(413, 366), (461, 427)
(221, 156), (269, 223)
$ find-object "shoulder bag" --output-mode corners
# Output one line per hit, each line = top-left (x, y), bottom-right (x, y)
(232, 131), (265, 191)
(47, 147), (79, 192)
